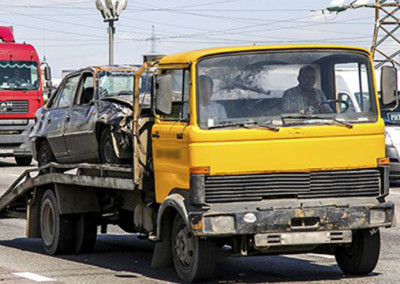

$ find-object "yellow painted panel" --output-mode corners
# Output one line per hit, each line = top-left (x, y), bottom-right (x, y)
(189, 134), (384, 175)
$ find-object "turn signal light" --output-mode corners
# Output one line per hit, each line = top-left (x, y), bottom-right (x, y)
(190, 166), (210, 174)
(377, 157), (390, 165)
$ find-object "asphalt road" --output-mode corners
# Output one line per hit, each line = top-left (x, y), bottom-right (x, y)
(0, 157), (399, 284)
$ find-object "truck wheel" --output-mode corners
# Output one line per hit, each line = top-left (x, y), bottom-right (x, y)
(335, 229), (381, 275)
(38, 141), (56, 167)
(171, 214), (216, 282)
(15, 156), (32, 166)
(74, 214), (97, 254)
(100, 128), (121, 164)
(40, 190), (74, 255)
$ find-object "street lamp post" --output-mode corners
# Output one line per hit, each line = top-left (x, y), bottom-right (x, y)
(95, 0), (128, 65)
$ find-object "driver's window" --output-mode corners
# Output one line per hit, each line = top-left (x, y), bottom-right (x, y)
(335, 63), (371, 113)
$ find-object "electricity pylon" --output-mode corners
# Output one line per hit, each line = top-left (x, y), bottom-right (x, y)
(328, 0), (400, 69)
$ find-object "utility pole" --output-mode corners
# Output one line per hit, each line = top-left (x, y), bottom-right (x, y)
(95, 0), (128, 65)
(328, 0), (400, 69)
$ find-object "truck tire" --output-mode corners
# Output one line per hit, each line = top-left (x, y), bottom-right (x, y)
(335, 229), (381, 275)
(74, 214), (97, 254)
(15, 156), (32, 166)
(38, 141), (56, 167)
(171, 214), (216, 282)
(100, 128), (121, 164)
(40, 190), (74, 255)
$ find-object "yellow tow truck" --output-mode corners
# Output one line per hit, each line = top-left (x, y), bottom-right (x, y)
(0, 44), (397, 282)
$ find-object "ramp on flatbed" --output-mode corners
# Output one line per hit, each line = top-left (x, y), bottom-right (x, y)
(0, 163), (135, 216)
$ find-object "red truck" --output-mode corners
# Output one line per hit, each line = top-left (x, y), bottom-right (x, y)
(0, 26), (50, 166)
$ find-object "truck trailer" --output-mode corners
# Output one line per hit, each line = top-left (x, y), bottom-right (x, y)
(0, 44), (397, 282)
(0, 26), (50, 165)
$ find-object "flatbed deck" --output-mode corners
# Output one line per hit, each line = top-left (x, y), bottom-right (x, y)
(0, 163), (135, 217)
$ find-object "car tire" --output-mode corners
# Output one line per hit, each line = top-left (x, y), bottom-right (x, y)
(171, 214), (216, 282)
(335, 229), (380, 275)
(37, 141), (56, 168)
(15, 156), (32, 166)
(100, 128), (121, 164)
(74, 214), (97, 254)
(40, 190), (74, 255)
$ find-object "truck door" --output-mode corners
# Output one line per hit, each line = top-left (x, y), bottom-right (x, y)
(151, 69), (190, 203)
(63, 72), (98, 162)
(45, 74), (80, 159)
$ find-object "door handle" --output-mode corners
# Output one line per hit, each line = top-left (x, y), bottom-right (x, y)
(176, 133), (183, 139)
(152, 131), (160, 139)
(47, 117), (51, 124)
(65, 115), (70, 122)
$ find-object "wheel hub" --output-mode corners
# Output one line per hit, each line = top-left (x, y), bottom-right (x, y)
(41, 200), (55, 246)
(175, 225), (194, 267)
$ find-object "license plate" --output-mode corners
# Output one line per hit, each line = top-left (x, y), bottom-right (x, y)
(254, 231), (352, 247)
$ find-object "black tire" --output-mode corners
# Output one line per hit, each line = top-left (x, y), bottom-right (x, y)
(40, 190), (74, 255)
(15, 156), (32, 166)
(171, 214), (216, 282)
(335, 229), (381, 275)
(37, 141), (56, 167)
(74, 214), (97, 254)
(100, 128), (121, 164)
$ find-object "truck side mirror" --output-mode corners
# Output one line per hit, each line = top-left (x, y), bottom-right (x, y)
(44, 65), (52, 81)
(381, 66), (398, 106)
(155, 74), (173, 115)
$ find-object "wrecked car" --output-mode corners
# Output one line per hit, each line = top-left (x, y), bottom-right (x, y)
(29, 65), (150, 166)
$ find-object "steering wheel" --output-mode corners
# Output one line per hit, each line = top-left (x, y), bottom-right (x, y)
(318, 99), (350, 113)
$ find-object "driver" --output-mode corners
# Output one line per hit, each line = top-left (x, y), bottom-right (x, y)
(282, 65), (332, 114)
(198, 75), (227, 125)
(7, 68), (26, 87)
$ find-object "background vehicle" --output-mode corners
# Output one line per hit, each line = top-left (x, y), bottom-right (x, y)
(0, 26), (50, 166)
(30, 65), (149, 166)
(0, 45), (396, 283)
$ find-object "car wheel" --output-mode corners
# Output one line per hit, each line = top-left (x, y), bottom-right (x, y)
(38, 141), (56, 167)
(40, 190), (74, 255)
(335, 229), (380, 275)
(15, 156), (32, 166)
(74, 213), (97, 254)
(171, 214), (216, 282)
(100, 128), (121, 164)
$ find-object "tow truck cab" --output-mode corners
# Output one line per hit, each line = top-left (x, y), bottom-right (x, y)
(149, 45), (396, 281)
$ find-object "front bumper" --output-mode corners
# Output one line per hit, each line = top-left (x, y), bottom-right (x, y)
(188, 200), (395, 240)
(0, 119), (34, 157)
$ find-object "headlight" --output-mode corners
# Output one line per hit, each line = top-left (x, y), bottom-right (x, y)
(385, 131), (394, 146)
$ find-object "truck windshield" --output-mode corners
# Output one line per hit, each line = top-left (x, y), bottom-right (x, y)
(98, 71), (134, 98)
(0, 61), (39, 91)
(197, 50), (377, 129)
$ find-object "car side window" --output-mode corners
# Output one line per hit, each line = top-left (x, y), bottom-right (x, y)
(54, 75), (80, 108)
(75, 73), (95, 105)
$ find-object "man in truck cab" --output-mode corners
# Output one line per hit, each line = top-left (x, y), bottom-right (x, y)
(198, 75), (227, 125)
(282, 65), (332, 114)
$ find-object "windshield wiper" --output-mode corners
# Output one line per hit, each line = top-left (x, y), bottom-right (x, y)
(209, 120), (279, 132)
(281, 114), (353, 129)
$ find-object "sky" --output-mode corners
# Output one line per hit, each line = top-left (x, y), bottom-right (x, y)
(0, 0), (397, 78)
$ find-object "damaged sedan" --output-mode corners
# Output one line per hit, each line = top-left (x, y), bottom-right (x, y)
(30, 65), (149, 166)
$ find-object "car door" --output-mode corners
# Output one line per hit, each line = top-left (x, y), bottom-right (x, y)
(45, 74), (80, 160)
(151, 69), (191, 203)
(63, 71), (99, 162)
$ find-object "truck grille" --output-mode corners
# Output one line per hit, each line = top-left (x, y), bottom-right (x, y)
(0, 101), (29, 114)
(204, 169), (381, 203)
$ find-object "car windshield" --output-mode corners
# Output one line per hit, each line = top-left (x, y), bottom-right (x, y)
(196, 50), (377, 129)
(98, 71), (134, 98)
(0, 61), (39, 91)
